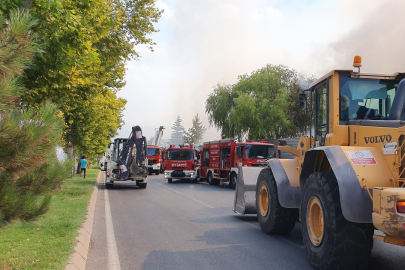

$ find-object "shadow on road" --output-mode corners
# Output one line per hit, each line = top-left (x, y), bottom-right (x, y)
(166, 179), (236, 192)
(139, 222), (405, 270)
(96, 182), (146, 190)
(140, 224), (312, 270)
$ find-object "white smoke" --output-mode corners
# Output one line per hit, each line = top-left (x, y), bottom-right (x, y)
(118, 0), (404, 141)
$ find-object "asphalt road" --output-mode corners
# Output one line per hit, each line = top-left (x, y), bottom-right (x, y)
(86, 173), (405, 270)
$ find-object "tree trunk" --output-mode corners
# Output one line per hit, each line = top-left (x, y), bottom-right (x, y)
(76, 150), (82, 175)
(21, 0), (34, 9)
(67, 142), (74, 160)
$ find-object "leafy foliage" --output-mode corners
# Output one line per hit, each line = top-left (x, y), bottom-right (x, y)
(168, 116), (185, 146)
(0, 10), (69, 225)
(0, 0), (21, 17)
(183, 114), (206, 145)
(206, 65), (313, 140)
(1, 0), (162, 159)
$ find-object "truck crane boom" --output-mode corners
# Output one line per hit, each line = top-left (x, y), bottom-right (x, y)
(152, 126), (165, 147)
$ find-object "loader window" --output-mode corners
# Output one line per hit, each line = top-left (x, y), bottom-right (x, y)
(113, 140), (126, 161)
(340, 77), (398, 120)
(315, 81), (329, 146)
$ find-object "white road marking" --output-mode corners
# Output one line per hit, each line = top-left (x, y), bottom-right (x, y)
(104, 175), (121, 270)
(191, 198), (215, 209)
(168, 188), (180, 194)
(167, 185), (215, 208)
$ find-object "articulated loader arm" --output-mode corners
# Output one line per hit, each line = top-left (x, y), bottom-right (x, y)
(277, 146), (300, 157)
(116, 126), (148, 180)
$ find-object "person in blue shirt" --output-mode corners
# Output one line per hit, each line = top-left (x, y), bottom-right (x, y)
(80, 156), (88, 178)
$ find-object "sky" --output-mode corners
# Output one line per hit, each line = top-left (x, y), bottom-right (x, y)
(115, 0), (405, 145)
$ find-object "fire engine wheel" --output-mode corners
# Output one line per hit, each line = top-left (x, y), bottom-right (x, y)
(301, 171), (373, 270)
(155, 170), (160, 175)
(229, 172), (237, 189)
(168, 178), (172, 183)
(192, 174), (198, 183)
(207, 171), (219, 185)
(256, 168), (298, 234)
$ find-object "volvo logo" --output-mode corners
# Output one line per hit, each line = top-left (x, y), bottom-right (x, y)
(364, 135), (392, 144)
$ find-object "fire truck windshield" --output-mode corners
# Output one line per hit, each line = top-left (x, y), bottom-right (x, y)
(167, 149), (193, 160)
(246, 144), (275, 159)
(147, 148), (159, 156)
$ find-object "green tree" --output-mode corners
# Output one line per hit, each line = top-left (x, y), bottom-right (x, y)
(0, 10), (68, 225)
(183, 114), (207, 145)
(2, 0), (162, 160)
(206, 65), (312, 140)
(168, 116), (185, 146)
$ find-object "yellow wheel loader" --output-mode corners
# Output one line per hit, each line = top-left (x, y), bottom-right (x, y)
(234, 56), (405, 269)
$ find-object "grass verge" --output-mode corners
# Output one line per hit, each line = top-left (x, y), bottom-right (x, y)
(0, 167), (100, 270)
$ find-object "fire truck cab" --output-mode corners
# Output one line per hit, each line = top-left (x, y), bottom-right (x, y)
(146, 146), (164, 175)
(200, 139), (277, 188)
(163, 144), (201, 183)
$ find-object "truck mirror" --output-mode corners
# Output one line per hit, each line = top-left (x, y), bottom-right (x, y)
(299, 93), (307, 110)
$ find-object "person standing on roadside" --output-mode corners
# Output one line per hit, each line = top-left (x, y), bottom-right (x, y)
(80, 156), (88, 178)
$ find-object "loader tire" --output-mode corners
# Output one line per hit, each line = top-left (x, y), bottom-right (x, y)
(138, 183), (147, 189)
(256, 167), (298, 234)
(106, 182), (113, 189)
(229, 172), (237, 189)
(168, 178), (172, 183)
(301, 171), (373, 270)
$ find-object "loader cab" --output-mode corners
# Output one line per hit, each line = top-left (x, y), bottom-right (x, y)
(305, 69), (405, 148)
(113, 138), (127, 162)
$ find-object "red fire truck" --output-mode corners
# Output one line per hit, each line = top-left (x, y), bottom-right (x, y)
(146, 146), (164, 175)
(163, 144), (201, 183)
(146, 126), (165, 175)
(200, 139), (277, 188)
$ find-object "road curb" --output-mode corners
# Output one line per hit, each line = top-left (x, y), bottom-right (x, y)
(65, 171), (101, 270)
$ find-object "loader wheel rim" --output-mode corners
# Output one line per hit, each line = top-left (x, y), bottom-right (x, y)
(306, 196), (324, 246)
(258, 184), (269, 217)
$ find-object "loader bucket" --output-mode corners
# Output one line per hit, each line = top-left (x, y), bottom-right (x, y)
(233, 166), (264, 215)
